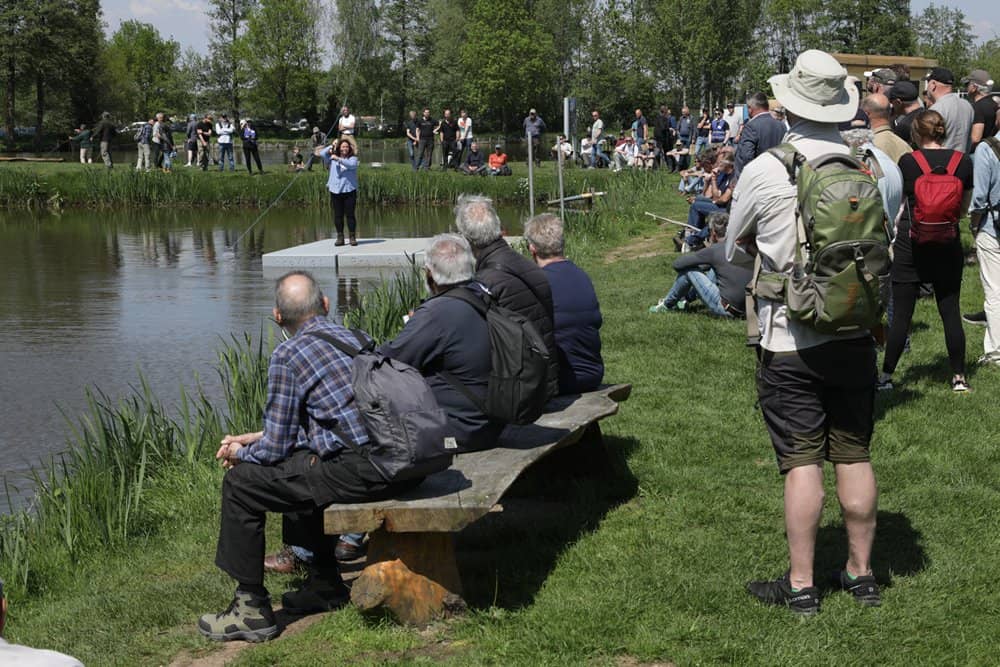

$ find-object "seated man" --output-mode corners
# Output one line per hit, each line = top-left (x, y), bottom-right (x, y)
(460, 141), (487, 175)
(288, 146), (305, 172)
(380, 234), (503, 451)
(525, 213), (604, 394)
(551, 135), (574, 162)
(0, 578), (82, 665)
(663, 140), (689, 173)
(199, 271), (417, 642)
(636, 139), (658, 170)
(454, 193), (559, 398)
(487, 144), (511, 175)
(650, 212), (752, 318)
(677, 150), (715, 195)
(682, 156), (735, 250)
(613, 136), (638, 171)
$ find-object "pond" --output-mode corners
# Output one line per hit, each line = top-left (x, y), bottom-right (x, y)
(0, 203), (525, 508)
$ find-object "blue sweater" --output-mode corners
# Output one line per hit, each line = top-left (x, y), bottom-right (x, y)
(543, 260), (604, 394)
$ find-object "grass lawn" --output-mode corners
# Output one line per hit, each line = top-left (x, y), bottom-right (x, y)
(4, 171), (1000, 665)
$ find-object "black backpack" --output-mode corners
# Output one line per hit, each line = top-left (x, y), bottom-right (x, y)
(441, 286), (550, 425)
(306, 329), (455, 482)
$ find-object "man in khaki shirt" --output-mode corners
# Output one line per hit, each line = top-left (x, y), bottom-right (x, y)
(862, 93), (911, 163)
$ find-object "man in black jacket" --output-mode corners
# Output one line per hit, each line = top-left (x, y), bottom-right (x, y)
(454, 193), (560, 399)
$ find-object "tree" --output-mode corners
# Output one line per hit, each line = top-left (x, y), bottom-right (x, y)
(243, 0), (320, 123)
(206, 0), (257, 121)
(812, 0), (913, 55)
(913, 4), (975, 74)
(0, 0), (28, 150)
(105, 20), (183, 119)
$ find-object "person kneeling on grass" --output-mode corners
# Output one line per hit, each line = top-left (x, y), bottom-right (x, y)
(650, 212), (752, 318)
(198, 271), (420, 643)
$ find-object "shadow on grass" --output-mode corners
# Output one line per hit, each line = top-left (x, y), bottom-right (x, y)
(815, 510), (928, 590)
(454, 430), (639, 610)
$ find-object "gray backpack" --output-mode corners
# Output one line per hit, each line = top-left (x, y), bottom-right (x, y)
(307, 330), (455, 482)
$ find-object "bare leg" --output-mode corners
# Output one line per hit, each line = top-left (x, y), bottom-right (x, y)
(834, 461), (877, 576)
(784, 464), (824, 589)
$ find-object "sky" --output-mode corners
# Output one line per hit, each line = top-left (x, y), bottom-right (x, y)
(102, 0), (997, 56)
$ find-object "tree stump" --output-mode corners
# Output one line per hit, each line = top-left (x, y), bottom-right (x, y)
(351, 559), (467, 626)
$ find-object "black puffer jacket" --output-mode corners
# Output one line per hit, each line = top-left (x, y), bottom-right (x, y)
(474, 238), (559, 399)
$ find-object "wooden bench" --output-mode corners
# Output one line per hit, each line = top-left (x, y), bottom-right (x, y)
(324, 383), (632, 623)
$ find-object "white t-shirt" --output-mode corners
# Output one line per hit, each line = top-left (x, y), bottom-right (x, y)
(722, 110), (743, 140)
(458, 116), (473, 140)
(0, 638), (83, 666)
(591, 119), (604, 142)
(338, 114), (356, 135)
(215, 121), (234, 145)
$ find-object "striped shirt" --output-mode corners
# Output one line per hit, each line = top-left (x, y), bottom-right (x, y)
(238, 316), (369, 465)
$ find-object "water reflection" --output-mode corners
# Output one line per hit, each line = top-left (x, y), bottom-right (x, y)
(0, 204), (524, 509)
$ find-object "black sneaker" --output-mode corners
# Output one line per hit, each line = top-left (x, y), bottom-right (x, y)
(831, 569), (881, 607)
(747, 572), (820, 616)
(281, 573), (350, 615)
(963, 311), (988, 326)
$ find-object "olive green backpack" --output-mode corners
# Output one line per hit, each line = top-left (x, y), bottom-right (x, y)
(748, 144), (890, 340)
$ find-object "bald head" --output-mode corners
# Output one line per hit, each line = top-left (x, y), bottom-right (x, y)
(861, 93), (891, 128)
(274, 271), (327, 331)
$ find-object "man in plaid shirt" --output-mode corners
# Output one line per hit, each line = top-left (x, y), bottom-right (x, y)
(199, 271), (404, 643)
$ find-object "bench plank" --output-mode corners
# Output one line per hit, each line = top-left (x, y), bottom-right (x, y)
(325, 384), (631, 535)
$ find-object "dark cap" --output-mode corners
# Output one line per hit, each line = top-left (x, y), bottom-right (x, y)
(924, 67), (954, 85)
(864, 68), (896, 85)
(888, 80), (919, 103)
(961, 69), (993, 86)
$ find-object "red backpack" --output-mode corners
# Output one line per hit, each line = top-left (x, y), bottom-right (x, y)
(909, 150), (963, 244)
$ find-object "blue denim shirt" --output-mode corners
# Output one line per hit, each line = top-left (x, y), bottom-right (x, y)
(972, 133), (1000, 238)
(322, 151), (359, 194)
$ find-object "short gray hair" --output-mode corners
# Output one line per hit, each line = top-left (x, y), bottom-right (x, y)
(275, 270), (325, 329)
(454, 193), (502, 248)
(424, 233), (475, 286)
(708, 212), (729, 238)
(747, 92), (769, 111)
(523, 213), (565, 258)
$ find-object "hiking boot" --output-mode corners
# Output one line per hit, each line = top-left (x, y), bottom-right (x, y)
(876, 374), (893, 392)
(349, 233), (358, 247)
(334, 234), (345, 247)
(281, 574), (350, 615)
(963, 311), (987, 326)
(198, 590), (279, 642)
(334, 538), (366, 562)
(264, 545), (305, 574)
(831, 569), (881, 607)
(746, 572), (820, 616)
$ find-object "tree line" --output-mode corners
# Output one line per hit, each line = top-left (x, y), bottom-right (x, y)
(2, 0), (999, 151)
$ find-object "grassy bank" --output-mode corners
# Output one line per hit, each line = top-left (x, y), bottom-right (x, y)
(4, 171), (1000, 665)
(0, 161), (614, 210)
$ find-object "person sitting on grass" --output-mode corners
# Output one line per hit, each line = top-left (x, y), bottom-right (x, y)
(551, 135), (574, 162)
(487, 144), (512, 176)
(651, 212), (753, 318)
(676, 156), (736, 251)
(613, 136), (638, 172)
(663, 140), (689, 173)
(198, 271), (421, 643)
(289, 146), (305, 172)
(0, 577), (83, 665)
(460, 141), (487, 175)
(636, 139), (658, 170)
(677, 150), (715, 195)
(525, 213), (604, 394)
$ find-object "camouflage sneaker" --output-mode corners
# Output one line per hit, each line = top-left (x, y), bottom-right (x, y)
(198, 590), (279, 642)
(281, 574), (351, 615)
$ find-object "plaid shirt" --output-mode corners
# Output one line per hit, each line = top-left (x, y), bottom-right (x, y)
(238, 316), (368, 465)
(136, 123), (152, 144)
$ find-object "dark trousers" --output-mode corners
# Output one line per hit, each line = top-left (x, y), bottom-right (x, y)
(330, 190), (358, 236)
(215, 448), (400, 587)
(151, 142), (162, 169)
(884, 280), (965, 375)
(417, 139), (433, 169)
(243, 145), (263, 173)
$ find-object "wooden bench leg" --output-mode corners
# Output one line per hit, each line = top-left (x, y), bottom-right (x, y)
(350, 530), (465, 625)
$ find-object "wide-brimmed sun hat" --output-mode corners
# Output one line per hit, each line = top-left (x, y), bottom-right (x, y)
(768, 50), (858, 124)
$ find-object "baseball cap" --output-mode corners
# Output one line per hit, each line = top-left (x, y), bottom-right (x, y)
(888, 80), (919, 103)
(864, 68), (896, 85)
(529, 108), (537, 114)
(924, 67), (954, 85)
(961, 69), (993, 87)
(494, 144), (501, 149)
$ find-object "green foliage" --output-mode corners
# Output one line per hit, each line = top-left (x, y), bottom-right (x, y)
(206, 0), (258, 118)
(913, 3), (976, 74)
(105, 21), (184, 120)
(343, 262), (425, 344)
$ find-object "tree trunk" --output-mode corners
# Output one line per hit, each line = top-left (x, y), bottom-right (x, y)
(4, 56), (14, 152)
(33, 72), (44, 152)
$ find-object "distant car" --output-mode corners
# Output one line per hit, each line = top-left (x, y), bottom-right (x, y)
(289, 118), (310, 133)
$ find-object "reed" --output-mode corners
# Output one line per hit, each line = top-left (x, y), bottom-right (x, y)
(343, 261), (425, 344)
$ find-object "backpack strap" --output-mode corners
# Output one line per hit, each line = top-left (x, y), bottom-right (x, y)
(911, 149), (932, 175)
(438, 286), (490, 414)
(985, 136), (1000, 162)
(767, 143), (806, 184)
(944, 150), (963, 176)
(303, 330), (362, 358)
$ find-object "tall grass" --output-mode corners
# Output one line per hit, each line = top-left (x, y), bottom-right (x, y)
(343, 261), (425, 344)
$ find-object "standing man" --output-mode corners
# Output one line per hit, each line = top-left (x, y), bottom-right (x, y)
(151, 112), (165, 169)
(708, 108), (730, 148)
(95, 111), (117, 169)
(676, 106), (694, 169)
(404, 110), (419, 170)
(722, 102), (743, 145)
(964, 69), (997, 151)
(306, 126), (326, 171)
(216, 114), (236, 171)
(457, 109), (473, 166)
(862, 93), (912, 164)
(197, 113), (213, 171)
(969, 127), (1000, 364)
(653, 105), (674, 167)
(727, 50), (881, 615)
(185, 114), (198, 167)
(69, 124), (93, 164)
(135, 117), (153, 172)
(436, 108), (460, 170)
(589, 109), (610, 168)
(415, 107), (436, 170)
(925, 67), (974, 153)
(888, 81), (922, 147)
(336, 105), (357, 153)
(198, 271), (415, 642)
(523, 108), (546, 165)
(735, 92), (786, 178)
(631, 108), (647, 145)
(864, 68), (896, 96)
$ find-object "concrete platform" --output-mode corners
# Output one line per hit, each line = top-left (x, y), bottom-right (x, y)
(262, 236), (523, 272)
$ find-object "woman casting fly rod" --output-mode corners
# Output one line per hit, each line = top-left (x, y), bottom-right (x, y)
(319, 138), (360, 246)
